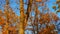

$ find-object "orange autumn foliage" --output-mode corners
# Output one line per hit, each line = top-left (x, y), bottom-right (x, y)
(42, 2), (44, 6)
(8, 26), (16, 31)
(39, 13), (51, 24)
(39, 24), (56, 34)
(51, 12), (59, 21)
(0, 17), (5, 25)
(36, 0), (42, 2)
(2, 30), (8, 34)
(43, 13), (51, 23)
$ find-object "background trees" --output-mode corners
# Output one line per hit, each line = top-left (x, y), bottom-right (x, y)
(0, 0), (60, 34)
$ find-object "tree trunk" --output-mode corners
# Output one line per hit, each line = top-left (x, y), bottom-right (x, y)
(34, 1), (39, 34)
(26, 0), (33, 21)
(19, 0), (24, 34)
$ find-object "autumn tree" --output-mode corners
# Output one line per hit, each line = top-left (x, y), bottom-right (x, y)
(2, 0), (10, 34)
(19, 0), (25, 34)
(0, 0), (59, 34)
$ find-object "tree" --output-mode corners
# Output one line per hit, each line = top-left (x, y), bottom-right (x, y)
(2, 0), (10, 34)
(0, 0), (59, 34)
(19, 0), (25, 34)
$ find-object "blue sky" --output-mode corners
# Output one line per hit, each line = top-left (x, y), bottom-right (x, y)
(0, 0), (60, 17)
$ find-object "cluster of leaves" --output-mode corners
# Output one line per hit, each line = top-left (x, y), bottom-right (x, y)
(39, 24), (57, 34)
(39, 13), (51, 24)
(0, 9), (19, 34)
(0, 10), (5, 25)
(36, 0), (42, 2)
(38, 12), (59, 34)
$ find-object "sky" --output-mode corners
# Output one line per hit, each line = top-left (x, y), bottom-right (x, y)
(0, 0), (60, 17)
